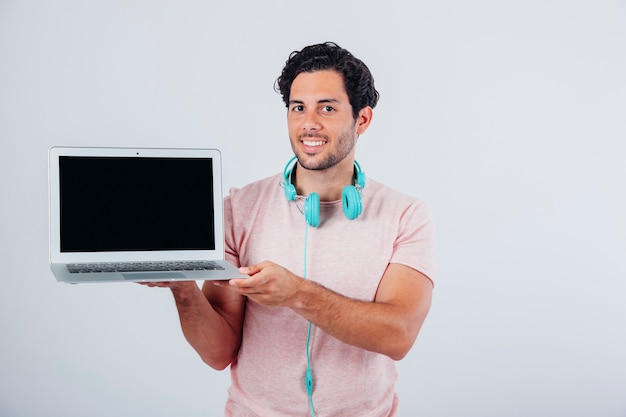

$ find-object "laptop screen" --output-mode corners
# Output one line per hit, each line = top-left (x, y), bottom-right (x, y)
(58, 156), (216, 253)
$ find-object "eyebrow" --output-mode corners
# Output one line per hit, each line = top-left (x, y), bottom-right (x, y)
(288, 98), (342, 106)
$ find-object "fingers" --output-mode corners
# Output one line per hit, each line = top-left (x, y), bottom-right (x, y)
(229, 274), (263, 289)
(239, 261), (270, 277)
(136, 280), (197, 290)
(230, 262), (272, 288)
(137, 281), (170, 287)
(211, 263), (272, 293)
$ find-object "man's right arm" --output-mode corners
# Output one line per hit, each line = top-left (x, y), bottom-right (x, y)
(169, 280), (246, 370)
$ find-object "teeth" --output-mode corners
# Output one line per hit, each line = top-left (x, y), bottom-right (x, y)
(303, 141), (324, 146)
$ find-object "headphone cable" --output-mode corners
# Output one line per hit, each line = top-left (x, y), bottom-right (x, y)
(303, 223), (316, 417)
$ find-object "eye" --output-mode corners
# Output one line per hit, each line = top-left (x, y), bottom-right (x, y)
(321, 105), (335, 113)
(291, 105), (304, 112)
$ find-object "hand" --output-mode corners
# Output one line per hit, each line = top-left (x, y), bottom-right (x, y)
(137, 280), (200, 298)
(216, 261), (303, 307)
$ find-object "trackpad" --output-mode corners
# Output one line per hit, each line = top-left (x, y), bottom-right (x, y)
(122, 272), (187, 281)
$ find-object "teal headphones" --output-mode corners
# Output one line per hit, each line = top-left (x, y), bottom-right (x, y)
(283, 156), (366, 415)
(282, 156), (366, 227)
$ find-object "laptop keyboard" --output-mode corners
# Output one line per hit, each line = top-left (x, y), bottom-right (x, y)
(67, 260), (225, 274)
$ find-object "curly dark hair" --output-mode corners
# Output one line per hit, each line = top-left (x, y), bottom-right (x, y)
(274, 42), (380, 120)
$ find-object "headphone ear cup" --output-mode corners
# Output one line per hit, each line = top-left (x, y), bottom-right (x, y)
(342, 185), (362, 220)
(304, 192), (321, 227)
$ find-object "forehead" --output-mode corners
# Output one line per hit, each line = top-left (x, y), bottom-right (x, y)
(290, 70), (348, 100)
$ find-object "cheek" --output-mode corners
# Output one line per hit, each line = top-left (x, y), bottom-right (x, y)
(286, 118), (299, 133)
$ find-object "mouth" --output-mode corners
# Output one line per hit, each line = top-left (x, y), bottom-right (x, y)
(299, 134), (327, 150)
(302, 140), (324, 147)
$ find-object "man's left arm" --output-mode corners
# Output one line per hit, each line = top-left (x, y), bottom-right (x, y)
(221, 261), (433, 360)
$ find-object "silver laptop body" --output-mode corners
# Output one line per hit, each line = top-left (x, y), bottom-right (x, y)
(48, 146), (247, 283)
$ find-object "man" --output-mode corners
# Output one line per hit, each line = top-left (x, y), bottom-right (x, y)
(145, 42), (435, 416)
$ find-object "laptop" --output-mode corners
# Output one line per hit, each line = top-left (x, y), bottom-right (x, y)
(48, 146), (248, 283)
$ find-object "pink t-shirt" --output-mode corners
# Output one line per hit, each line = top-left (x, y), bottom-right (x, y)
(223, 173), (436, 417)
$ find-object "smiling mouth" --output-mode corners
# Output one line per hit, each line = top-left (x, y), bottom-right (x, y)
(303, 140), (324, 147)
(299, 133), (328, 147)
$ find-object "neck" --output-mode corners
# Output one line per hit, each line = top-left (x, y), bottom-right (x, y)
(294, 159), (355, 202)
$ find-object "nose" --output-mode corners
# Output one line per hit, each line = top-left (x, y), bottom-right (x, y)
(302, 111), (321, 131)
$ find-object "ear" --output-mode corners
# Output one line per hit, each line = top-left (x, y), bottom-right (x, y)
(355, 106), (373, 135)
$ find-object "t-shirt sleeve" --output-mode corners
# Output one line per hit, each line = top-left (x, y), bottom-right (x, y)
(390, 200), (436, 284)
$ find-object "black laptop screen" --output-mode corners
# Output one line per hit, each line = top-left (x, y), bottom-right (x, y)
(58, 156), (216, 252)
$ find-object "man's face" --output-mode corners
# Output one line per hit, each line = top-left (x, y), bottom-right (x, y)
(287, 70), (362, 171)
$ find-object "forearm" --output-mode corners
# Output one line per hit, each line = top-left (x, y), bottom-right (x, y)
(171, 285), (242, 370)
(230, 262), (432, 360)
(290, 279), (425, 360)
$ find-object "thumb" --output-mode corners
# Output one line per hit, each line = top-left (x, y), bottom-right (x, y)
(239, 261), (272, 276)
(239, 264), (261, 276)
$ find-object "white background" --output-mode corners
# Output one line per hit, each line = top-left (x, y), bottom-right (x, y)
(1, 1), (625, 416)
